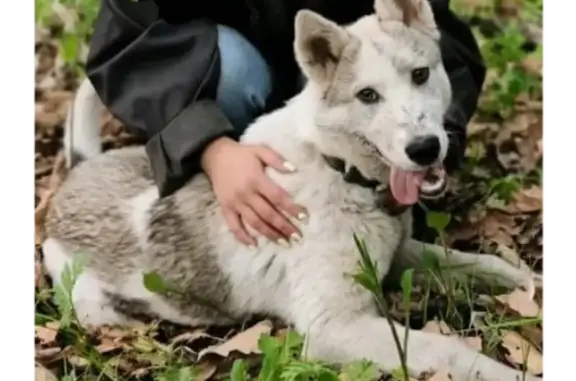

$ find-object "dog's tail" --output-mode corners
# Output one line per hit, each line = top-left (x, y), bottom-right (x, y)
(63, 77), (104, 168)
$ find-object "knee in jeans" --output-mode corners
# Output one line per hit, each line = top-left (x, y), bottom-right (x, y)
(216, 25), (272, 131)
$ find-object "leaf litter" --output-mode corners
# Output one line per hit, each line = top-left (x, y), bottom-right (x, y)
(34, 1), (543, 380)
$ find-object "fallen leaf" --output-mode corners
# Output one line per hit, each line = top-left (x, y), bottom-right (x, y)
(195, 362), (218, 381)
(35, 347), (62, 364)
(496, 289), (542, 318)
(506, 186), (542, 214)
(35, 249), (49, 289)
(515, 323), (543, 351)
(35, 324), (59, 345)
(35, 364), (58, 381)
(96, 338), (123, 354)
(170, 329), (216, 346)
(501, 330), (543, 375)
(536, 139), (543, 156)
(477, 212), (521, 247)
(198, 320), (273, 360)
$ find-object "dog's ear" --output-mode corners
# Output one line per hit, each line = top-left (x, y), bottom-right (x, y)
(294, 10), (351, 86)
(374, 0), (439, 39)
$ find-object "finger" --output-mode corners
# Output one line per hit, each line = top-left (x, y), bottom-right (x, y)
(239, 202), (284, 243)
(253, 145), (296, 173)
(249, 194), (301, 242)
(258, 177), (308, 222)
(222, 208), (256, 247)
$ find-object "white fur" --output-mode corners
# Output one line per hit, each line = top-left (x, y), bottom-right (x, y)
(63, 78), (103, 168)
(125, 187), (159, 251)
(45, 1), (541, 380)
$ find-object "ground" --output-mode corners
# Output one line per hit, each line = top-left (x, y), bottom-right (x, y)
(34, 1), (543, 380)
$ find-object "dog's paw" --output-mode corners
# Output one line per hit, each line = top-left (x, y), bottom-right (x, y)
(409, 332), (542, 381)
(478, 255), (540, 299)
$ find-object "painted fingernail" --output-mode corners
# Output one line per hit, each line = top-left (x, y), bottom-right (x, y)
(277, 238), (291, 249)
(283, 161), (297, 172)
(290, 232), (302, 244)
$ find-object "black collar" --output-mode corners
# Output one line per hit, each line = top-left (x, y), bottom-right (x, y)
(321, 155), (410, 216)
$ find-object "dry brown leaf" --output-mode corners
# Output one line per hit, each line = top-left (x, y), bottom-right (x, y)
(96, 338), (123, 354)
(35, 249), (49, 289)
(506, 186), (542, 214)
(478, 212), (520, 247)
(35, 347), (62, 364)
(198, 320), (273, 360)
(98, 326), (132, 339)
(522, 55), (543, 77)
(35, 324), (59, 345)
(35, 364), (58, 381)
(195, 362), (218, 381)
(536, 139), (543, 156)
(496, 289), (542, 318)
(501, 330), (543, 375)
(516, 323), (543, 351)
(170, 329), (214, 345)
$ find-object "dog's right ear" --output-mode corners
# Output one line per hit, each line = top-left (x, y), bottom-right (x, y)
(294, 10), (350, 87)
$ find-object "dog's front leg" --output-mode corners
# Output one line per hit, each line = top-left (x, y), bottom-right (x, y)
(288, 258), (540, 381)
(391, 239), (540, 297)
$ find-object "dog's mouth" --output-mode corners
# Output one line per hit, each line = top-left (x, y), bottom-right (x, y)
(389, 165), (447, 205)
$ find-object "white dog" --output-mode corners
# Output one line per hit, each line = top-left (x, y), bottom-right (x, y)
(43, 0), (541, 379)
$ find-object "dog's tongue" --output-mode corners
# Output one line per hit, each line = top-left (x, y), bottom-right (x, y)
(389, 167), (426, 205)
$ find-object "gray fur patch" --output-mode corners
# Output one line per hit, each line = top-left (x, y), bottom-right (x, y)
(145, 184), (235, 316)
(105, 292), (155, 322)
(45, 148), (152, 284)
(46, 147), (239, 325)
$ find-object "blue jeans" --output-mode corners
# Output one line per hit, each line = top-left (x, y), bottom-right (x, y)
(216, 25), (273, 134)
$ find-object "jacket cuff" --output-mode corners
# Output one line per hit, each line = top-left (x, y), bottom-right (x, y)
(146, 100), (235, 197)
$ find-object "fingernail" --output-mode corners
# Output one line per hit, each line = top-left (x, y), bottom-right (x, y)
(297, 211), (309, 223)
(248, 244), (257, 251)
(283, 161), (297, 172)
(277, 238), (291, 249)
(290, 232), (302, 244)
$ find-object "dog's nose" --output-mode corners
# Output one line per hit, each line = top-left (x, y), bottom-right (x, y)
(405, 135), (440, 166)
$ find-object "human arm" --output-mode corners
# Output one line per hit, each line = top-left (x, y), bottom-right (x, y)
(85, 0), (233, 197)
(85, 0), (305, 245)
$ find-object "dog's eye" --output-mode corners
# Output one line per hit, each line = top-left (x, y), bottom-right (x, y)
(411, 67), (430, 85)
(356, 88), (380, 104)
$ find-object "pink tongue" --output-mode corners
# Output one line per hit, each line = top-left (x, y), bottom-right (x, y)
(389, 168), (425, 205)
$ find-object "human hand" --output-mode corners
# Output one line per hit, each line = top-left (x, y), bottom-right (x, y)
(201, 137), (307, 248)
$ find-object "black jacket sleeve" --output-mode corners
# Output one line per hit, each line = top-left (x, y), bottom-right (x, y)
(431, 0), (487, 172)
(85, 0), (235, 197)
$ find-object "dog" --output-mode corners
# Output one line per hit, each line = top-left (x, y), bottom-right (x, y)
(43, 1), (542, 379)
